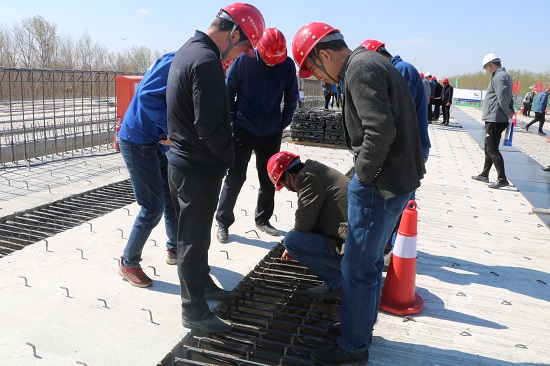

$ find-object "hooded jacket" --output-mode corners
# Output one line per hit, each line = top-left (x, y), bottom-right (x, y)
(482, 67), (513, 123)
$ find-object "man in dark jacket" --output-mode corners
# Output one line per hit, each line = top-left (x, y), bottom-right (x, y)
(268, 152), (349, 298)
(166, 3), (265, 333)
(522, 90), (535, 116)
(292, 22), (425, 365)
(471, 53), (514, 189)
(215, 27), (298, 243)
(432, 76), (443, 122)
(441, 78), (454, 125)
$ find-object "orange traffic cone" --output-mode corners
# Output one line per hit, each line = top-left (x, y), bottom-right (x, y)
(379, 200), (424, 315)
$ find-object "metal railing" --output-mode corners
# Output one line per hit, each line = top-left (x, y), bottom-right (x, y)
(0, 69), (322, 166)
(0, 68), (139, 165)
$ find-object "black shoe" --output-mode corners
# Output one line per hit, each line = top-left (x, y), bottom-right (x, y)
(255, 221), (278, 236)
(488, 179), (509, 189)
(525, 125), (530, 131)
(471, 175), (489, 183)
(307, 282), (342, 298)
(326, 323), (374, 344)
(542, 166), (550, 172)
(311, 343), (369, 366)
(205, 287), (238, 301)
(538, 131), (547, 135)
(182, 312), (232, 333)
(217, 227), (228, 243)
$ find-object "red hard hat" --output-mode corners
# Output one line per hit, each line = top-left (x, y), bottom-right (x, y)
(419, 72), (424, 78)
(220, 3), (265, 47)
(292, 22), (340, 78)
(267, 151), (300, 191)
(257, 28), (287, 65)
(442, 78), (449, 83)
(360, 39), (385, 52)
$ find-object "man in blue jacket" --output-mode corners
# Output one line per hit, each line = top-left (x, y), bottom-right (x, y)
(525, 87), (549, 135)
(117, 52), (177, 288)
(215, 27), (298, 243)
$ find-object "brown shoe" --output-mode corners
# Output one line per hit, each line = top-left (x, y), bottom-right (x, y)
(118, 260), (152, 287)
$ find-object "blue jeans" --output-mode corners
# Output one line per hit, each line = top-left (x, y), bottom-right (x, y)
(120, 138), (177, 267)
(284, 229), (343, 290)
(338, 175), (411, 353)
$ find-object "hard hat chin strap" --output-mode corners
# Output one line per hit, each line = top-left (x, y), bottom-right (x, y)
(308, 49), (339, 85)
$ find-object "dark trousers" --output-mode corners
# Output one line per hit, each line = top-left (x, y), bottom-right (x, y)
(442, 104), (451, 123)
(525, 112), (546, 132)
(216, 125), (282, 229)
(433, 100), (441, 120)
(522, 102), (532, 116)
(427, 101), (433, 121)
(168, 161), (225, 320)
(481, 122), (508, 180)
(324, 94), (332, 109)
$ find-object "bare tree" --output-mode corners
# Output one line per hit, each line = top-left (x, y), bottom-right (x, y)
(76, 29), (94, 70)
(12, 19), (35, 67)
(0, 24), (16, 67)
(29, 15), (58, 69)
(56, 34), (76, 69)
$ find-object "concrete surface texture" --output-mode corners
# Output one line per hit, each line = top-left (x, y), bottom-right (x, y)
(0, 105), (549, 365)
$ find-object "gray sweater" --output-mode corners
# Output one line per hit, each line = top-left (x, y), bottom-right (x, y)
(340, 49), (425, 199)
(482, 67), (513, 123)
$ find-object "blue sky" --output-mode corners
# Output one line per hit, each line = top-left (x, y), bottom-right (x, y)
(1, 0), (549, 78)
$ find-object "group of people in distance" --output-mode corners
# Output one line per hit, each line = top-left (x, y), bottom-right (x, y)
(113, 3), (533, 365)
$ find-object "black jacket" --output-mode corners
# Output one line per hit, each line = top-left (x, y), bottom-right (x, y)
(443, 85), (454, 104)
(166, 31), (234, 170)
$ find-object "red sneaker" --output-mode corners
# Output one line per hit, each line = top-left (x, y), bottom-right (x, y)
(118, 261), (152, 287)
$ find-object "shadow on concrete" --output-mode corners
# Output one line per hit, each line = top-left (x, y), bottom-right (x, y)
(229, 234), (280, 250)
(417, 250), (550, 303)
(410, 286), (507, 330)
(368, 336), (546, 366)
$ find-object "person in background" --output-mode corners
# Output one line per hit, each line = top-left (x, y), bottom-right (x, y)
(322, 81), (333, 109)
(292, 22), (425, 365)
(471, 53), (513, 189)
(166, 3), (265, 333)
(297, 72), (305, 108)
(421, 72), (432, 123)
(269, 151), (348, 298)
(432, 76), (443, 122)
(441, 78), (454, 125)
(525, 87), (549, 135)
(522, 89), (535, 117)
(215, 27), (298, 243)
(117, 52), (178, 288)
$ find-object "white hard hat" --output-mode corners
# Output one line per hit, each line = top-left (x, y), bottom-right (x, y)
(425, 72), (431, 77)
(482, 53), (500, 68)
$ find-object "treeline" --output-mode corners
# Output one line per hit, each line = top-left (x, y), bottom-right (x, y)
(0, 15), (162, 73)
(448, 70), (550, 99)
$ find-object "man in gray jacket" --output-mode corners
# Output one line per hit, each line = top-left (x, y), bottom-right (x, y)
(292, 22), (425, 365)
(471, 53), (514, 189)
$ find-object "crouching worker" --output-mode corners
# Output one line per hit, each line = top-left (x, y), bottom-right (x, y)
(267, 151), (349, 298)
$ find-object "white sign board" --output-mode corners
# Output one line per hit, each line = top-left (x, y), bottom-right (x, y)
(454, 88), (483, 102)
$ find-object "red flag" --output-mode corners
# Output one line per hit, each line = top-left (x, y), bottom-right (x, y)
(512, 81), (520, 94)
